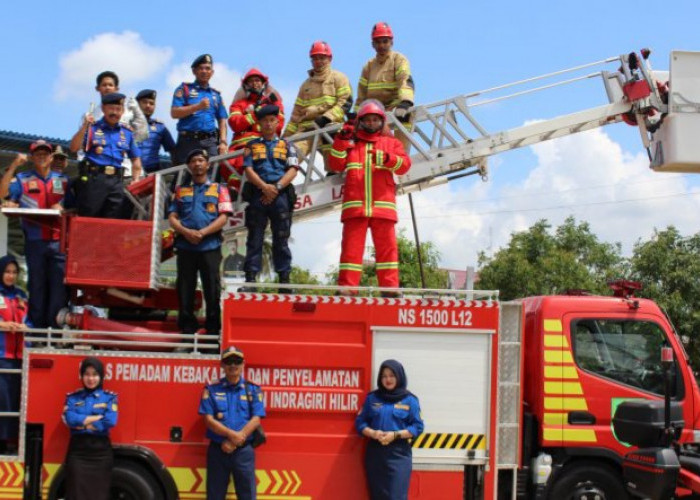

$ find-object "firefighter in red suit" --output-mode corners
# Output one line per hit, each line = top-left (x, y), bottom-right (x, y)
(328, 99), (411, 293)
(223, 69), (284, 197)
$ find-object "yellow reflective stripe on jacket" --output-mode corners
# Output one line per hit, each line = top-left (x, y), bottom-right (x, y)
(392, 157), (404, 172)
(232, 135), (257, 146)
(346, 162), (362, 171)
(295, 95), (338, 107)
(330, 148), (347, 159)
(245, 114), (255, 126)
(367, 82), (399, 90)
(286, 122), (298, 134)
(376, 261), (399, 270)
(374, 201), (396, 210)
(358, 77), (369, 87)
(342, 200), (363, 209)
(230, 110), (243, 117)
(364, 144), (373, 217)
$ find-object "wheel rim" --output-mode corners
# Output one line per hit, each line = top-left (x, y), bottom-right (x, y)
(570, 480), (607, 500)
(111, 486), (139, 500)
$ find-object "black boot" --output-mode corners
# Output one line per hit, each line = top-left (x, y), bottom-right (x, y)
(278, 272), (292, 294)
(238, 273), (257, 293)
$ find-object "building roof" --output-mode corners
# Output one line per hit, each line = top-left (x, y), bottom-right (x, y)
(0, 129), (70, 154)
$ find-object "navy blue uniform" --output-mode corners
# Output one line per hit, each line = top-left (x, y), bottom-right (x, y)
(172, 82), (227, 165)
(77, 118), (141, 218)
(199, 377), (265, 500)
(169, 182), (232, 335)
(242, 138), (299, 278)
(139, 118), (176, 173)
(63, 388), (118, 500)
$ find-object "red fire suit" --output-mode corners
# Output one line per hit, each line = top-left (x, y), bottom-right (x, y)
(329, 128), (411, 288)
(223, 86), (284, 192)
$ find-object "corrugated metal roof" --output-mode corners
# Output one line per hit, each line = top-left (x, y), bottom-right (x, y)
(0, 129), (70, 154)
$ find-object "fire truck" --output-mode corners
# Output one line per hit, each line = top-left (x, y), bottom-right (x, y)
(1, 49), (700, 499)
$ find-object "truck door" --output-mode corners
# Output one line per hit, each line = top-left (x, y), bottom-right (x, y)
(564, 313), (686, 455)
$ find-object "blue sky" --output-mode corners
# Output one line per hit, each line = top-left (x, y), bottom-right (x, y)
(3, 0), (700, 276)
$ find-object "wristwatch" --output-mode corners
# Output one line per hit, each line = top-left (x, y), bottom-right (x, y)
(275, 182), (284, 191)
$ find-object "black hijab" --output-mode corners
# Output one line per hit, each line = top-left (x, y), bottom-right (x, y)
(373, 359), (411, 403)
(0, 255), (19, 296)
(80, 357), (105, 392)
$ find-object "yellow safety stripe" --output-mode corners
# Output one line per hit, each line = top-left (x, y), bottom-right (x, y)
(230, 110), (243, 117)
(376, 262), (399, 270)
(286, 122), (298, 133)
(543, 428), (597, 442)
(544, 335), (569, 348)
(364, 144), (373, 217)
(232, 135), (257, 146)
(374, 201), (396, 210)
(544, 397), (588, 411)
(367, 82), (399, 90)
(358, 77), (368, 87)
(342, 201), (363, 209)
(544, 366), (578, 379)
(346, 163), (362, 171)
(330, 148), (347, 159)
(295, 95), (337, 107)
(395, 64), (409, 77)
(412, 433), (486, 450)
(245, 114), (255, 126)
(392, 157), (403, 172)
(336, 85), (352, 96)
(339, 263), (363, 271)
(544, 381), (583, 395)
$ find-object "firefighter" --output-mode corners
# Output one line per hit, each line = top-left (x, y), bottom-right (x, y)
(50, 145), (69, 173)
(62, 357), (118, 500)
(241, 105), (299, 290)
(223, 68), (284, 198)
(356, 22), (415, 151)
(328, 99), (411, 294)
(70, 92), (143, 218)
(0, 255), (26, 455)
(168, 149), (232, 340)
(283, 41), (352, 173)
(199, 346), (265, 500)
(355, 359), (424, 500)
(171, 54), (228, 166)
(0, 142), (71, 329)
(68, 70), (149, 179)
(136, 89), (176, 174)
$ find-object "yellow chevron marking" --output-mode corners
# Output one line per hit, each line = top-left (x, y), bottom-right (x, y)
(270, 470), (284, 495)
(168, 467), (197, 493)
(544, 319), (563, 332)
(544, 381), (583, 395)
(256, 469), (272, 494)
(544, 397), (588, 411)
(290, 470), (302, 495)
(543, 412), (568, 425)
(543, 428), (597, 442)
(544, 350), (573, 363)
(544, 335), (569, 348)
(545, 366), (579, 379)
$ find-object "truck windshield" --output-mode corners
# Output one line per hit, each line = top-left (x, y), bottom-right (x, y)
(571, 319), (680, 398)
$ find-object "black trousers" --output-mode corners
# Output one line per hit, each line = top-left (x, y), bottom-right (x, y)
(176, 248), (222, 334)
(75, 171), (124, 218)
(64, 434), (113, 500)
(173, 133), (219, 166)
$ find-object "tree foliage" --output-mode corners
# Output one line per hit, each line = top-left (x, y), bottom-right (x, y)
(477, 217), (624, 300)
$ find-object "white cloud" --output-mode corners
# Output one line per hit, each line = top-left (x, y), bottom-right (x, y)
(55, 31), (173, 101)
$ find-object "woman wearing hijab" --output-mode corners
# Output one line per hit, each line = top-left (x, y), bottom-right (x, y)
(0, 255), (27, 454)
(62, 357), (118, 500)
(355, 359), (424, 500)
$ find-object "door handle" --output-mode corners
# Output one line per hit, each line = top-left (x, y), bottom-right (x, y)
(568, 411), (596, 425)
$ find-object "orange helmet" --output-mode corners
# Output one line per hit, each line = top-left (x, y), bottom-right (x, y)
(309, 40), (332, 58)
(357, 99), (386, 121)
(371, 22), (394, 39)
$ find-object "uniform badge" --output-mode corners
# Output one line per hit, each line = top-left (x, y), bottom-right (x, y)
(202, 388), (210, 400)
(190, 89), (199, 97)
(206, 203), (216, 213)
(175, 89), (183, 98)
(112, 403), (118, 411)
(216, 412), (224, 420)
(95, 129), (104, 136)
(27, 180), (39, 192)
(150, 125), (157, 131)
(52, 178), (64, 194)
(96, 146), (104, 154)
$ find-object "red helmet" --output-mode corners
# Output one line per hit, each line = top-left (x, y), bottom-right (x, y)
(309, 40), (332, 58)
(357, 99), (386, 121)
(241, 68), (268, 85)
(371, 22), (394, 39)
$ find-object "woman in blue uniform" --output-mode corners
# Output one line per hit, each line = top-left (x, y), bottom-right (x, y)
(355, 359), (424, 500)
(62, 357), (118, 500)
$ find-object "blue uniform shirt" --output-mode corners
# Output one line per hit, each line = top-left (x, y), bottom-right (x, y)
(243, 137), (299, 183)
(139, 118), (176, 172)
(8, 170), (73, 240)
(199, 377), (266, 444)
(83, 118), (141, 168)
(168, 181), (233, 252)
(62, 388), (118, 436)
(355, 392), (424, 437)
(171, 82), (227, 133)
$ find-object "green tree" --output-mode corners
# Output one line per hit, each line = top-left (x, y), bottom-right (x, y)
(477, 217), (624, 300)
(326, 230), (448, 290)
(628, 226), (700, 364)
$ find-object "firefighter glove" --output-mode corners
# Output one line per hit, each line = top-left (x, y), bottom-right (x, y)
(337, 123), (355, 140)
(394, 100), (412, 122)
(314, 116), (331, 129)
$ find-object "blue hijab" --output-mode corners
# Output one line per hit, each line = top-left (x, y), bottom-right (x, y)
(373, 359), (411, 403)
(0, 255), (20, 297)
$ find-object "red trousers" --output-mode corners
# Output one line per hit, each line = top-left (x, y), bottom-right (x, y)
(338, 218), (399, 288)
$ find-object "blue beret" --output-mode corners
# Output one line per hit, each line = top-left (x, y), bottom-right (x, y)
(136, 89), (157, 100)
(255, 104), (280, 119)
(186, 149), (208, 163)
(101, 92), (125, 105)
(191, 54), (213, 68)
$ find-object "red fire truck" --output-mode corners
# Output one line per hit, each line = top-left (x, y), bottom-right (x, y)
(2, 49), (700, 499)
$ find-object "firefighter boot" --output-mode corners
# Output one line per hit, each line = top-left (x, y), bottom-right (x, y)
(278, 272), (292, 294)
(238, 273), (257, 293)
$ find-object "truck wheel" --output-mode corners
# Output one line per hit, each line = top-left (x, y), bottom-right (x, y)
(547, 464), (628, 500)
(110, 461), (164, 500)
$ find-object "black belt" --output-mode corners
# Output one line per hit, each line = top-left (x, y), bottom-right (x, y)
(179, 130), (218, 140)
(81, 162), (123, 178)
